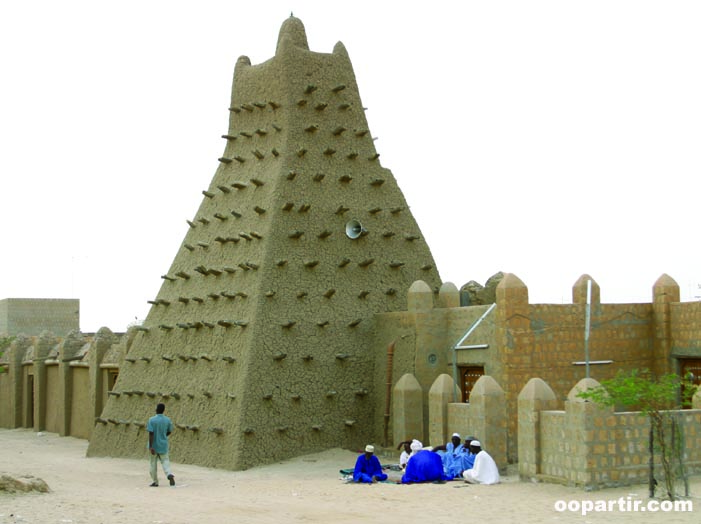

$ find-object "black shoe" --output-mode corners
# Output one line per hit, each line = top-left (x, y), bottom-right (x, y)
(149, 482), (158, 487)
(168, 474), (175, 487)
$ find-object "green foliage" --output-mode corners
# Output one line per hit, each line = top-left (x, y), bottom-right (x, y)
(577, 369), (692, 413)
(577, 369), (696, 501)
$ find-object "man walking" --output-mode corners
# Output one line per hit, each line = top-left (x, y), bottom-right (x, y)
(147, 403), (175, 487)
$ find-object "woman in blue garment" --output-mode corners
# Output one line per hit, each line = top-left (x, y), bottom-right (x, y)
(353, 445), (388, 483)
(400, 440), (452, 484)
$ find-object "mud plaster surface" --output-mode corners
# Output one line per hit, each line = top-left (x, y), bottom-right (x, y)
(89, 17), (441, 470)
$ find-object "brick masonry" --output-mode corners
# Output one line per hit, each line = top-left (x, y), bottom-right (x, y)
(0, 298), (79, 337)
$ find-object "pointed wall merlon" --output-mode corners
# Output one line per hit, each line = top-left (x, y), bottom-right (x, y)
(653, 273), (680, 304)
(33, 331), (59, 432)
(496, 273), (528, 308)
(565, 378), (613, 483)
(496, 273), (529, 333)
(58, 331), (91, 436)
(445, 375), (507, 468)
(492, 272), (686, 307)
(517, 378), (558, 479)
(408, 280), (434, 311)
(8, 335), (33, 428)
(572, 274), (600, 305)
(566, 377), (604, 403)
(89, 328), (120, 422)
(428, 373), (459, 447)
(392, 373), (424, 446)
(465, 375), (507, 468)
(652, 273), (679, 376)
(437, 282), (459, 309)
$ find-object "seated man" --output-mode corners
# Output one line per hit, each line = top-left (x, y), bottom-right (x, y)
(462, 440), (499, 485)
(353, 445), (388, 483)
(401, 442), (452, 484)
(396, 440), (412, 470)
(433, 432), (466, 478)
(460, 436), (477, 472)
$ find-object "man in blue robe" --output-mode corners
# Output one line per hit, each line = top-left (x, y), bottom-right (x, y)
(460, 436), (477, 472)
(353, 445), (388, 483)
(433, 433), (466, 478)
(401, 445), (452, 484)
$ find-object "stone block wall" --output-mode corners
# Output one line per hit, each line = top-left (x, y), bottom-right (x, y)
(0, 299), (79, 337)
(517, 378), (558, 478)
(670, 300), (701, 358)
(496, 275), (661, 461)
(446, 375), (507, 469)
(520, 377), (701, 489)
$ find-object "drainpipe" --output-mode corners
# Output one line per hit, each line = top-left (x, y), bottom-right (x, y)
(584, 279), (592, 379)
(383, 340), (396, 448)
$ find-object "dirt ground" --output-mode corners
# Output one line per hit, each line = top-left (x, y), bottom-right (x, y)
(0, 428), (698, 523)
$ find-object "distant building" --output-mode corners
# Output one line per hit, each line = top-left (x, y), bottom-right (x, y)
(0, 298), (79, 337)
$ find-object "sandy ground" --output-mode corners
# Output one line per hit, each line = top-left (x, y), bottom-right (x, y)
(0, 429), (699, 524)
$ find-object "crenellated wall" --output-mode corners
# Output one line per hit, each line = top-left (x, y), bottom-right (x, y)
(519, 377), (701, 489)
(373, 272), (701, 463)
(0, 328), (125, 440)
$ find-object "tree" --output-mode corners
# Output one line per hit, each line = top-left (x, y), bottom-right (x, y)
(577, 369), (696, 501)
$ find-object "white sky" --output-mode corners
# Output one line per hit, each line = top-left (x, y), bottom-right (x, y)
(1, 1), (700, 332)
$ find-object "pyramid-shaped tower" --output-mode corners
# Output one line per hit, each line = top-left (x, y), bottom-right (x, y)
(88, 17), (441, 469)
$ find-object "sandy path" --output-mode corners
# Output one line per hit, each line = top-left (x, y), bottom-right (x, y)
(0, 429), (698, 523)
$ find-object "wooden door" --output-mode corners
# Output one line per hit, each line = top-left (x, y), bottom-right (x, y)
(459, 366), (485, 402)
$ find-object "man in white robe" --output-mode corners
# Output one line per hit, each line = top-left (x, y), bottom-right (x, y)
(462, 441), (499, 485)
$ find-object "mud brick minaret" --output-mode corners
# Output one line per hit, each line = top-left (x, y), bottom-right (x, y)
(88, 16), (440, 470)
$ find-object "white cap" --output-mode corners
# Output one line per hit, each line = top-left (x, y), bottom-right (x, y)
(365, 444), (374, 453)
(471, 440), (481, 447)
(451, 432), (460, 438)
(410, 439), (423, 451)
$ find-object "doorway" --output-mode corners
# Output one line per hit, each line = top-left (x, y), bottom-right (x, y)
(26, 374), (34, 428)
(107, 370), (119, 391)
(458, 365), (485, 402)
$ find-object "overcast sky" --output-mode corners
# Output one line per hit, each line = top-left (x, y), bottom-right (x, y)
(1, 1), (699, 332)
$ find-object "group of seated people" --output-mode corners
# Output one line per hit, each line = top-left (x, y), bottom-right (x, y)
(352, 433), (499, 485)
